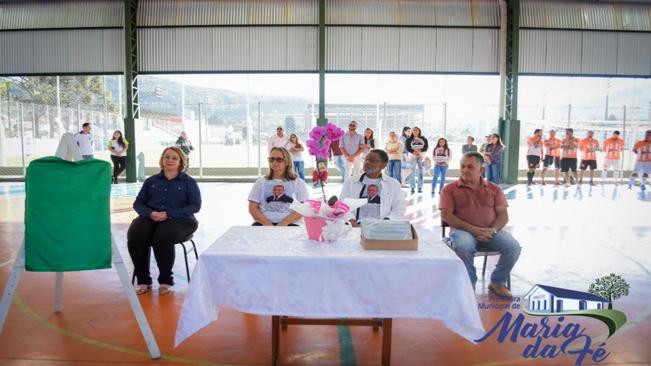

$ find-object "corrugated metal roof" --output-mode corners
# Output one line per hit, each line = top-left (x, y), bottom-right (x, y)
(520, 29), (651, 76)
(0, 29), (123, 75)
(326, 27), (362, 70)
(545, 30), (582, 74)
(326, 0), (499, 27)
(520, 0), (651, 31)
(138, 26), (318, 72)
(361, 27), (400, 70)
(138, 0), (318, 26)
(616, 32), (651, 76)
(581, 31), (617, 75)
(436, 28), (473, 72)
(620, 4), (651, 31)
(0, 0), (123, 29)
(326, 26), (497, 73)
(398, 28), (437, 71)
(472, 28), (498, 72)
(434, 0), (473, 26)
(519, 30), (547, 73)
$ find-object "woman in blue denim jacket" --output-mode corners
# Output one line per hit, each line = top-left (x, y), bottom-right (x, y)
(128, 146), (202, 295)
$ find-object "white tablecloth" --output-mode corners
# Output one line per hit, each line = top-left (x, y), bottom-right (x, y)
(175, 226), (485, 346)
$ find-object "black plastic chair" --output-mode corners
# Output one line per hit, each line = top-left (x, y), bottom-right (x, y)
(131, 235), (199, 284)
(441, 221), (511, 289)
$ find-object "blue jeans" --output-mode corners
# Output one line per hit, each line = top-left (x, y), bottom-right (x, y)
(388, 159), (402, 183)
(486, 162), (502, 184)
(293, 161), (305, 180)
(450, 229), (521, 286)
(432, 164), (448, 192)
(333, 155), (346, 181)
(410, 157), (424, 191)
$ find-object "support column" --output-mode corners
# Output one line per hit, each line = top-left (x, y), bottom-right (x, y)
(498, 0), (520, 184)
(124, 0), (139, 182)
(317, 0), (326, 127)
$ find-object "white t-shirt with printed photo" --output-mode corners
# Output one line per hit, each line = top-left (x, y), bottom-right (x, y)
(357, 176), (382, 221)
(248, 177), (309, 224)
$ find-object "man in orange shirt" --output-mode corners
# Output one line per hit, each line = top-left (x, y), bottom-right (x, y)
(526, 129), (544, 185)
(578, 130), (600, 185)
(628, 130), (651, 191)
(541, 129), (561, 185)
(440, 152), (521, 298)
(560, 128), (580, 187)
(602, 130), (625, 185)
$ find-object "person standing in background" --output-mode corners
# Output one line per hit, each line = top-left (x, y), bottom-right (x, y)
(431, 137), (451, 196)
(628, 130), (651, 191)
(484, 134), (505, 185)
(602, 130), (624, 185)
(526, 129), (544, 185)
(462, 136), (477, 154)
(578, 130), (600, 185)
(75, 122), (94, 160)
(176, 131), (194, 168)
(267, 126), (289, 153)
(363, 128), (375, 156)
(385, 131), (403, 183)
(560, 128), (580, 186)
(405, 126), (429, 194)
(400, 126), (412, 186)
(108, 130), (129, 184)
(329, 138), (346, 182)
(541, 130), (561, 185)
(340, 120), (365, 178)
(286, 133), (305, 181)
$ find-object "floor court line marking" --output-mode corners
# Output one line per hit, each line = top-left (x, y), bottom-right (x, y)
(11, 295), (234, 366)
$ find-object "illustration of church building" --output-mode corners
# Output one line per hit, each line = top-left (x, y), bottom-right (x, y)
(524, 284), (608, 313)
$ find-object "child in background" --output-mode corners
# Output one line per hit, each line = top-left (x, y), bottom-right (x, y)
(312, 162), (329, 187)
(422, 156), (433, 177)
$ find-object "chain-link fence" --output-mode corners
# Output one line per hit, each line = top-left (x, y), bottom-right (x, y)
(139, 101), (317, 176)
(2, 75), (649, 178)
(0, 75), (124, 176)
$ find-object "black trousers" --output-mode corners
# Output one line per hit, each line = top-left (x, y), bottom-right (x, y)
(127, 216), (198, 286)
(110, 155), (127, 179)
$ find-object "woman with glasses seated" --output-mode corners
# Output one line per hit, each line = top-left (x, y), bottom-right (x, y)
(248, 147), (309, 226)
(128, 146), (201, 295)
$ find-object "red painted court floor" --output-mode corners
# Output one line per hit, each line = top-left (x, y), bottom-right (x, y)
(0, 182), (650, 365)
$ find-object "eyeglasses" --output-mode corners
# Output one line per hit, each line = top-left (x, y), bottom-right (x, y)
(349, 124), (357, 128)
(277, 128), (283, 131)
(268, 157), (285, 163)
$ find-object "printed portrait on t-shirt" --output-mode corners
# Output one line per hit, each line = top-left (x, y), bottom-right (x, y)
(367, 184), (381, 204)
(266, 184), (294, 203)
(358, 180), (381, 220)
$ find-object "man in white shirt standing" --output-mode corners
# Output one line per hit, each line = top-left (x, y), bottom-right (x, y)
(267, 126), (289, 153)
(340, 149), (406, 227)
(75, 122), (94, 160)
(340, 120), (365, 178)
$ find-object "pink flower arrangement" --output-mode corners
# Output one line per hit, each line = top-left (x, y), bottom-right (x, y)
(304, 198), (351, 219)
(306, 123), (344, 159)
